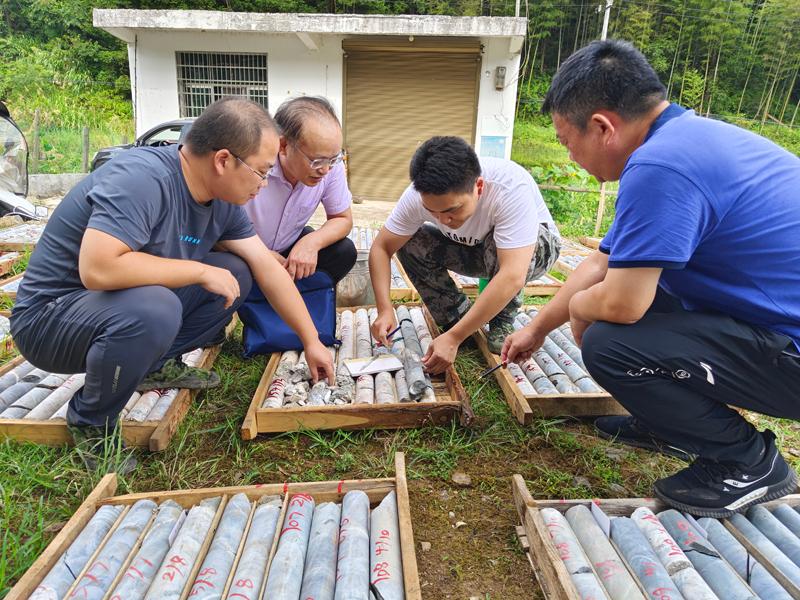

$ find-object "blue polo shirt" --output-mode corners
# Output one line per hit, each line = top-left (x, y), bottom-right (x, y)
(600, 104), (800, 347)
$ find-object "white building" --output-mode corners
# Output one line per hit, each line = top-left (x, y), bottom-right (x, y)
(93, 10), (526, 201)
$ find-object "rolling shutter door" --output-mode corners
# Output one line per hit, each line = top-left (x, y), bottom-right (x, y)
(344, 46), (480, 201)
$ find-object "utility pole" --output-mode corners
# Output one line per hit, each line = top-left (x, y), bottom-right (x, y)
(599, 0), (613, 41)
(594, 0), (613, 236)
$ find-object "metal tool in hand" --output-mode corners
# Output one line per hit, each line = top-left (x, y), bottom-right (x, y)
(478, 361), (507, 379)
(473, 360), (508, 398)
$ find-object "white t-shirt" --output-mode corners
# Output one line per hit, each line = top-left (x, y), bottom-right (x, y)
(385, 157), (557, 249)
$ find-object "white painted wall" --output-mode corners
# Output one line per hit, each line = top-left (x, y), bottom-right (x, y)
(128, 30), (521, 160)
(474, 36), (521, 160)
(130, 30), (346, 136)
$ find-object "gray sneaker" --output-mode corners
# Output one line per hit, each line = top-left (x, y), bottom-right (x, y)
(136, 357), (220, 392)
(68, 424), (137, 476)
(487, 319), (515, 355)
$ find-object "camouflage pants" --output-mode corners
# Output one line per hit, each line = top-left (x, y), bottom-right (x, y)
(398, 223), (561, 327)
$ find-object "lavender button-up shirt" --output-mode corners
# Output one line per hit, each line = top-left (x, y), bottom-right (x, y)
(244, 158), (352, 253)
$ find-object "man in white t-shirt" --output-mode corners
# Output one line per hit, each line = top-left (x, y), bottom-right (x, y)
(369, 136), (560, 373)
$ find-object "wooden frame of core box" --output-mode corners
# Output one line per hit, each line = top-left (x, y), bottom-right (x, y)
(0, 318), (237, 451)
(473, 309), (625, 423)
(242, 303), (473, 437)
(0, 222), (45, 251)
(0, 251), (24, 278)
(512, 475), (800, 600)
(450, 271), (563, 298)
(390, 257), (419, 301)
(7, 452), (422, 600)
(0, 270), (24, 300)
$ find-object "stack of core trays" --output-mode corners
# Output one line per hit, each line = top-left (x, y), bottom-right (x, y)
(0, 270), (24, 300)
(242, 303), (472, 436)
(0, 222), (45, 251)
(9, 452), (421, 600)
(513, 475), (800, 600)
(448, 271), (563, 297)
(0, 251), (23, 277)
(473, 305), (625, 422)
(348, 225), (417, 300)
(0, 318), (236, 451)
(554, 238), (594, 276)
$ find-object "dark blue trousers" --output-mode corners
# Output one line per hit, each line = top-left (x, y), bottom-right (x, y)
(582, 289), (800, 466)
(11, 252), (252, 427)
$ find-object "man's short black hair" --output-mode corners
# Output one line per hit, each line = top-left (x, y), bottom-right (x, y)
(185, 97), (278, 158)
(542, 40), (667, 129)
(274, 96), (341, 144)
(410, 136), (481, 196)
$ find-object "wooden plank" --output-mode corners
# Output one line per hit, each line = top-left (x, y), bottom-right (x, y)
(5, 474), (118, 600)
(102, 478), (396, 508)
(473, 319), (626, 421)
(394, 452), (422, 600)
(0, 223), (45, 251)
(248, 303), (469, 435)
(242, 352), (279, 440)
(390, 258), (418, 301)
(0, 252), (24, 278)
(579, 236), (602, 250)
(723, 517), (800, 599)
(178, 495), (229, 600)
(560, 238), (594, 257)
(511, 475), (580, 597)
(0, 271), (24, 300)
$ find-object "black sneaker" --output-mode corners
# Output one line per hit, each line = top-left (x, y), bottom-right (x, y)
(136, 357), (220, 392)
(68, 424), (138, 476)
(595, 416), (694, 461)
(653, 430), (798, 518)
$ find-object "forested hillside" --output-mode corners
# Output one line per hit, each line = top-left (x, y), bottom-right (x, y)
(1, 0), (797, 177)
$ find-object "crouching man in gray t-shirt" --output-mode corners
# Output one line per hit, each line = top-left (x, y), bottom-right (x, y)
(10, 98), (334, 473)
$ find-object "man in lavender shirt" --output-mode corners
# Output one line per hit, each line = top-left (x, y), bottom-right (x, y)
(244, 96), (356, 284)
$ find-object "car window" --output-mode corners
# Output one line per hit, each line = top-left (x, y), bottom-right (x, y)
(142, 125), (184, 146)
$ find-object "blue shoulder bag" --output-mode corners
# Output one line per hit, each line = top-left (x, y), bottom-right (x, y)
(239, 270), (337, 357)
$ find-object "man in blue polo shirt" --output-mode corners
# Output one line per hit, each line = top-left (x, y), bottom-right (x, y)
(502, 40), (800, 517)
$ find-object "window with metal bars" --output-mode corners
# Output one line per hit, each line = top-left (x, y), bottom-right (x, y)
(176, 52), (269, 117)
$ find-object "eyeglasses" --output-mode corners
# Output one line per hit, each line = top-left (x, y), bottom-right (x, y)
(232, 153), (273, 182)
(293, 144), (345, 170)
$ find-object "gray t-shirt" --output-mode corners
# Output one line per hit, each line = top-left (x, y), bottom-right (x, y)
(13, 145), (255, 314)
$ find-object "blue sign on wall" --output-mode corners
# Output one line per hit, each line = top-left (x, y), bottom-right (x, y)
(480, 135), (506, 158)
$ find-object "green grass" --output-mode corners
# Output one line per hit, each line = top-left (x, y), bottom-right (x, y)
(24, 124), (134, 175)
(3, 329), (800, 597)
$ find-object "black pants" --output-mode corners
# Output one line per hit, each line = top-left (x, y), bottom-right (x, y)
(582, 289), (800, 466)
(282, 226), (356, 285)
(11, 252), (252, 427)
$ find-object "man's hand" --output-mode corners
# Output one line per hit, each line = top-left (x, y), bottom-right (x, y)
(270, 250), (287, 268)
(501, 326), (546, 364)
(304, 339), (335, 385)
(371, 309), (398, 347)
(421, 331), (459, 375)
(286, 236), (319, 280)
(199, 264), (240, 309)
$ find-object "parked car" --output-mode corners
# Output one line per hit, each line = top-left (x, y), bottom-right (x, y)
(90, 117), (195, 171)
(0, 101), (38, 219)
